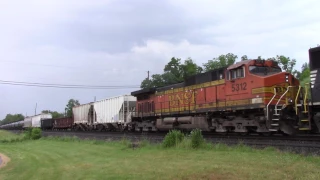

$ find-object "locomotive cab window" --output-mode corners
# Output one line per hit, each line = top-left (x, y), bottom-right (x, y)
(249, 66), (281, 76)
(227, 66), (245, 80)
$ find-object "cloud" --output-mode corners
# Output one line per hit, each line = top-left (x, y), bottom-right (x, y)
(0, 0), (320, 119)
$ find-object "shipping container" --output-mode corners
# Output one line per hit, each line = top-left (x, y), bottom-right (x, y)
(53, 117), (73, 129)
(73, 103), (94, 125)
(93, 95), (137, 124)
(30, 113), (53, 128)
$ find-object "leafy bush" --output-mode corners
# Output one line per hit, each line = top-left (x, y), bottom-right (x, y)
(23, 128), (42, 140)
(162, 130), (185, 148)
(31, 128), (42, 139)
(190, 129), (204, 149)
(23, 128), (33, 139)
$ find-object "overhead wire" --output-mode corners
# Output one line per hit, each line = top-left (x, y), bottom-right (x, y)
(0, 80), (140, 89)
(0, 60), (145, 73)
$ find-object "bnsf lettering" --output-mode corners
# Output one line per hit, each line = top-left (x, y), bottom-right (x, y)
(231, 82), (247, 92)
(168, 92), (195, 107)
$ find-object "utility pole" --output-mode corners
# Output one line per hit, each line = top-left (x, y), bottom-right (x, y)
(147, 70), (150, 80)
(35, 103), (37, 115)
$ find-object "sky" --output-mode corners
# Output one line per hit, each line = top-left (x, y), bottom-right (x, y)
(0, 0), (320, 119)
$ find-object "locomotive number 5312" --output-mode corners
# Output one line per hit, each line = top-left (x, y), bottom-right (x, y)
(231, 82), (247, 92)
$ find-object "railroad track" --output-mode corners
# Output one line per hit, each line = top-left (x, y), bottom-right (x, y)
(8, 130), (320, 155)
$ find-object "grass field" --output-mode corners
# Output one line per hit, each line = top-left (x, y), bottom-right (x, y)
(0, 130), (24, 142)
(0, 130), (320, 180)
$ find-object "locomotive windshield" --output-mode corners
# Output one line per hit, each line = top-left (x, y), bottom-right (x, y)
(249, 66), (281, 76)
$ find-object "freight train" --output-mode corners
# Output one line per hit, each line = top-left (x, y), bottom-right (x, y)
(1, 46), (320, 136)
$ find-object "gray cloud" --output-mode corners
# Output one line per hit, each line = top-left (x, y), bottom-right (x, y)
(20, 0), (202, 54)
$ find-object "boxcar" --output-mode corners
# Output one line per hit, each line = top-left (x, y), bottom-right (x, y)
(53, 117), (73, 130)
(41, 118), (54, 130)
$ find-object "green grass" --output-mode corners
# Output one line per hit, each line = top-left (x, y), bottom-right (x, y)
(0, 130), (25, 142)
(0, 131), (320, 180)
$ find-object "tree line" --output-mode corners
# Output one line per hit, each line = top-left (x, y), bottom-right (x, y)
(0, 99), (80, 125)
(140, 53), (310, 88)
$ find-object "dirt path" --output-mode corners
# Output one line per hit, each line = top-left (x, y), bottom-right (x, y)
(0, 153), (10, 169)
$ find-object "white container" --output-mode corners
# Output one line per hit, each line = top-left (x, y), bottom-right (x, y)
(73, 103), (94, 124)
(24, 117), (32, 128)
(30, 113), (53, 127)
(93, 95), (136, 124)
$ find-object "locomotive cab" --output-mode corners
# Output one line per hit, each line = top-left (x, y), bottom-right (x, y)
(225, 59), (300, 135)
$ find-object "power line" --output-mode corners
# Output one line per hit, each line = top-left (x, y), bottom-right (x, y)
(0, 60), (146, 73)
(0, 80), (140, 89)
(0, 80), (139, 87)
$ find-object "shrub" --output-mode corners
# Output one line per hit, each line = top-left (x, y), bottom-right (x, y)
(190, 129), (204, 149)
(162, 130), (185, 148)
(31, 128), (42, 140)
(23, 128), (33, 139)
(23, 128), (42, 140)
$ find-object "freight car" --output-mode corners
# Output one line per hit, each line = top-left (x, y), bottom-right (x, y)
(296, 46), (320, 133)
(0, 113), (52, 130)
(129, 47), (320, 135)
(41, 117), (74, 130)
(72, 95), (136, 131)
(0, 120), (24, 130)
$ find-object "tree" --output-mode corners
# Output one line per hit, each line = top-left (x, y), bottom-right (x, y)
(203, 53), (238, 72)
(241, 55), (248, 61)
(140, 78), (152, 88)
(140, 74), (165, 88)
(180, 58), (203, 80)
(163, 57), (182, 81)
(299, 62), (310, 81)
(0, 114), (24, 125)
(140, 57), (203, 88)
(65, 99), (80, 117)
(273, 55), (297, 74)
(41, 110), (65, 119)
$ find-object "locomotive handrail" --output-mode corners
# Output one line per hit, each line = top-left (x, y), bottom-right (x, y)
(304, 83), (310, 112)
(275, 86), (294, 107)
(295, 86), (302, 115)
(266, 86), (294, 121)
(266, 87), (278, 120)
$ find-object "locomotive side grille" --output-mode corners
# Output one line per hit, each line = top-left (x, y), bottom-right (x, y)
(310, 70), (318, 88)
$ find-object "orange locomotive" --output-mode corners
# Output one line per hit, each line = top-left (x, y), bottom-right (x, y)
(130, 59), (300, 135)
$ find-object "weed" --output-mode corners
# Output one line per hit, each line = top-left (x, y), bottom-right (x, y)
(31, 128), (42, 140)
(162, 130), (185, 148)
(190, 129), (205, 149)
